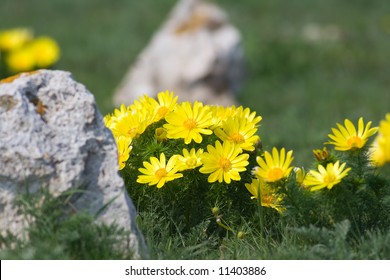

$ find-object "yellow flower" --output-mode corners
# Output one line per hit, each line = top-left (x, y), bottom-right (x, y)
(326, 117), (378, 151)
(104, 104), (131, 130)
(103, 113), (113, 128)
(0, 28), (33, 51)
(110, 111), (149, 140)
(245, 178), (284, 213)
(370, 114), (390, 166)
(30, 36), (60, 68)
(370, 141), (388, 166)
(174, 148), (203, 171)
(234, 106), (262, 127)
(303, 161), (351, 191)
(255, 147), (294, 182)
(137, 153), (183, 188)
(150, 90), (178, 121)
(294, 167), (305, 184)
(5, 46), (36, 72)
(164, 101), (213, 144)
(129, 94), (154, 114)
(214, 116), (260, 152)
(208, 105), (236, 129)
(116, 136), (132, 170)
(199, 140), (249, 184)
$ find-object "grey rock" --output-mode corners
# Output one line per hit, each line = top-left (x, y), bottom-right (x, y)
(0, 70), (147, 258)
(114, 0), (244, 107)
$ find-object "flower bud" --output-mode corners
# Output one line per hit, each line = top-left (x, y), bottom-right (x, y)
(155, 127), (168, 142)
(211, 206), (219, 216)
(313, 147), (330, 162)
(237, 231), (245, 239)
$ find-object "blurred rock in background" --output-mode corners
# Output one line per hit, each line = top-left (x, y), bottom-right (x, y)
(114, 0), (245, 107)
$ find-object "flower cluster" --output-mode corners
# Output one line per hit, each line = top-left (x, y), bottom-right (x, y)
(105, 93), (390, 244)
(105, 92), (390, 222)
(104, 91), (261, 188)
(303, 117), (378, 191)
(0, 28), (60, 77)
(245, 147), (294, 212)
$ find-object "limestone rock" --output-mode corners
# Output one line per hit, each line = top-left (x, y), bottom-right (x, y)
(0, 70), (147, 258)
(114, 0), (244, 106)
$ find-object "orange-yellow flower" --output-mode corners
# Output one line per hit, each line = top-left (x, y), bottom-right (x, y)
(164, 101), (213, 144)
(254, 147), (294, 182)
(174, 148), (203, 171)
(245, 178), (284, 213)
(214, 116), (260, 152)
(199, 140), (249, 184)
(303, 161), (351, 191)
(137, 153), (183, 188)
(150, 90), (178, 121)
(116, 136), (132, 170)
(326, 117), (378, 151)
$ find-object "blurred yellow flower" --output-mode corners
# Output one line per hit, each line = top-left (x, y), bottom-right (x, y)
(200, 140), (249, 184)
(0, 29), (60, 75)
(294, 167), (305, 184)
(116, 136), (132, 170)
(174, 148), (203, 171)
(245, 178), (284, 213)
(214, 116), (260, 152)
(326, 117), (378, 151)
(137, 153), (183, 188)
(5, 47), (35, 73)
(303, 161), (351, 191)
(370, 141), (388, 166)
(30, 36), (60, 68)
(370, 113), (390, 166)
(164, 101), (213, 144)
(255, 147), (294, 182)
(0, 28), (33, 51)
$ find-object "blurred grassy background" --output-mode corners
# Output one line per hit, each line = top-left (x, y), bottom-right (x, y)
(1, 0), (390, 165)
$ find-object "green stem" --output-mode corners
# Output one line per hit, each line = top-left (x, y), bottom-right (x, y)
(256, 180), (264, 244)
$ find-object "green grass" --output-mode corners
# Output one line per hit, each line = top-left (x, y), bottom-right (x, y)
(0, 189), (135, 260)
(1, 0), (390, 259)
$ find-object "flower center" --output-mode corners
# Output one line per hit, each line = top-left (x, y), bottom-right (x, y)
(218, 157), (232, 172)
(157, 106), (169, 117)
(127, 127), (138, 138)
(347, 136), (363, 148)
(183, 118), (197, 130)
(261, 194), (275, 206)
(230, 132), (245, 144)
(267, 168), (284, 181)
(324, 174), (336, 184)
(155, 168), (167, 179)
(186, 157), (198, 168)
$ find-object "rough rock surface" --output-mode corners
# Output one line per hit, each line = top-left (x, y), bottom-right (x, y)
(114, 0), (244, 106)
(0, 70), (147, 258)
